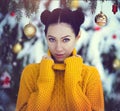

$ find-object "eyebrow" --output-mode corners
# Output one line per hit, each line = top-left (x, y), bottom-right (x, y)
(47, 35), (72, 38)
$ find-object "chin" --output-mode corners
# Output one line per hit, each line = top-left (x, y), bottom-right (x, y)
(55, 59), (64, 63)
(56, 60), (64, 63)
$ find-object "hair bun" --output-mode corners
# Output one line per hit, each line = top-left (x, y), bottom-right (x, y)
(72, 8), (85, 26)
(40, 10), (51, 25)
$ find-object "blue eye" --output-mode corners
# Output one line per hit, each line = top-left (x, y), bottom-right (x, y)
(48, 38), (55, 42)
(63, 38), (70, 42)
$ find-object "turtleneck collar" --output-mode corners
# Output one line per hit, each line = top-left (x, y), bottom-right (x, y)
(47, 48), (77, 70)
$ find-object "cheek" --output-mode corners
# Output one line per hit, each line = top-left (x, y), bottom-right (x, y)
(47, 43), (55, 51)
(66, 41), (76, 48)
(47, 40), (53, 48)
(67, 42), (76, 52)
(65, 44), (75, 53)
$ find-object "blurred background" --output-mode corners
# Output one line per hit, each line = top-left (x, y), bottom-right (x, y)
(0, 0), (120, 111)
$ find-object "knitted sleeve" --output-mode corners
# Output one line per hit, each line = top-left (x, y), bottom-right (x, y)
(64, 56), (91, 111)
(15, 64), (38, 111)
(83, 66), (104, 111)
(15, 59), (55, 111)
(64, 56), (104, 111)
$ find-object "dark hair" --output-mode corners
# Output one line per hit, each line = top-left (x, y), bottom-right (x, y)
(40, 8), (85, 36)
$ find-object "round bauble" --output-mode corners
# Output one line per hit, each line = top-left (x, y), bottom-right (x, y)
(24, 23), (36, 38)
(95, 11), (107, 26)
(13, 43), (22, 54)
(113, 58), (120, 69)
(70, 0), (79, 9)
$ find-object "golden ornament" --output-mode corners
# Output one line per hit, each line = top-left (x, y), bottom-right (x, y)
(70, 0), (79, 9)
(24, 23), (36, 38)
(13, 43), (22, 54)
(113, 58), (120, 69)
(95, 11), (107, 26)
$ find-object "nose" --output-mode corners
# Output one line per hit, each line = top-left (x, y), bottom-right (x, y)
(55, 41), (63, 51)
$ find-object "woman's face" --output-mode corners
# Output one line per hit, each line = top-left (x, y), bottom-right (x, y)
(46, 23), (79, 63)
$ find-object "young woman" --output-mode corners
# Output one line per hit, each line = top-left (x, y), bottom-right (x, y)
(16, 8), (104, 111)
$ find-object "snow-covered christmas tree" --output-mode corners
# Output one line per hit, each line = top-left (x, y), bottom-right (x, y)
(0, 0), (120, 111)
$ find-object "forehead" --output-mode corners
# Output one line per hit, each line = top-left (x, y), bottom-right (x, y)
(47, 23), (75, 37)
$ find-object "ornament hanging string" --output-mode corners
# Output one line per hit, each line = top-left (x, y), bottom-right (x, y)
(100, 0), (103, 12)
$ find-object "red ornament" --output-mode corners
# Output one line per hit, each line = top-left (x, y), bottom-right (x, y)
(0, 71), (11, 88)
(112, 4), (118, 14)
(10, 12), (15, 16)
(94, 26), (101, 31)
(3, 77), (10, 85)
(112, 34), (117, 39)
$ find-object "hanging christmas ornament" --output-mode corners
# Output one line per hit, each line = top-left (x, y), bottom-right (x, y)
(113, 58), (120, 70)
(24, 23), (36, 38)
(10, 11), (15, 16)
(13, 43), (22, 54)
(0, 71), (11, 88)
(112, 34), (117, 39)
(112, 3), (118, 14)
(70, 0), (79, 9)
(95, 11), (107, 27)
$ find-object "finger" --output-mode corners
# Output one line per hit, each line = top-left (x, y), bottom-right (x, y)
(42, 55), (52, 60)
(76, 55), (81, 57)
(42, 55), (48, 59)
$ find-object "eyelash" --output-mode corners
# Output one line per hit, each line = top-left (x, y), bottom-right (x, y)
(48, 38), (55, 42)
(48, 38), (70, 43)
(63, 38), (70, 42)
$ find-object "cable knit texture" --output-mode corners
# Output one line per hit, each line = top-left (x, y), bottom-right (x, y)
(16, 49), (104, 111)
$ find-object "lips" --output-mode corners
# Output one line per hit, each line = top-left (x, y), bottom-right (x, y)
(55, 54), (64, 58)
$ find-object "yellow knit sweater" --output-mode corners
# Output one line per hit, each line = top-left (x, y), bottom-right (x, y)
(16, 49), (104, 111)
